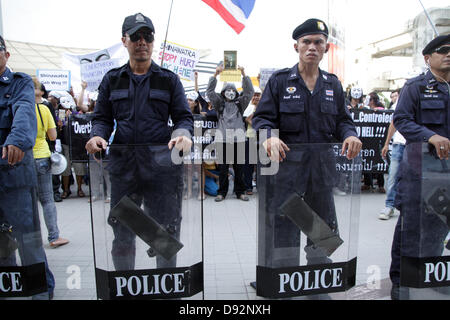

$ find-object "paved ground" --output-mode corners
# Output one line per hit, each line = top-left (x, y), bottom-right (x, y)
(30, 177), (404, 301)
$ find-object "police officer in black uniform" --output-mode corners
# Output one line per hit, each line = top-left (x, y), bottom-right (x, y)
(252, 19), (362, 269)
(86, 13), (193, 271)
(389, 34), (450, 300)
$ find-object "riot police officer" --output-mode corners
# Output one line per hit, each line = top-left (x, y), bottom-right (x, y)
(252, 19), (362, 269)
(85, 13), (193, 271)
(389, 34), (450, 300)
(0, 35), (55, 299)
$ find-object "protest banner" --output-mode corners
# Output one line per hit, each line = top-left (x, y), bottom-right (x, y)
(348, 108), (394, 173)
(219, 70), (242, 82)
(62, 43), (129, 93)
(259, 68), (277, 91)
(177, 114), (217, 163)
(37, 69), (71, 91)
(80, 59), (122, 91)
(68, 113), (94, 162)
(157, 41), (199, 81)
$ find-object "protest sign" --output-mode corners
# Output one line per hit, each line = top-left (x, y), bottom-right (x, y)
(157, 41), (199, 81)
(68, 113), (94, 162)
(219, 70), (242, 82)
(37, 69), (71, 91)
(224, 51), (237, 70)
(80, 59), (121, 91)
(349, 108), (394, 173)
(62, 43), (128, 93)
(259, 68), (277, 91)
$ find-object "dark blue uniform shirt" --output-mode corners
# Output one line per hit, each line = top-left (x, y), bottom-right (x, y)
(92, 61), (193, 144)
(394, 70), (449, 142)
(252, 64), (357, 144)
(0, 68), (37, 191)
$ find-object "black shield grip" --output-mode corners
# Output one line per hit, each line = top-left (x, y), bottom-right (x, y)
(280, 193), (343, 257)
(110, 196), (184, 260)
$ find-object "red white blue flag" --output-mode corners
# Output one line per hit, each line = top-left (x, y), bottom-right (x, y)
(202, 0), (256, 34)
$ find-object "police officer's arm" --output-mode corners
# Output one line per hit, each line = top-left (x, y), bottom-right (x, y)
(86, 75), (113, 153)
(252, 75), (289, 161)
(168, 76), (194, 152)
(2, 76), (37, 165)
(238, 66), (254, 112)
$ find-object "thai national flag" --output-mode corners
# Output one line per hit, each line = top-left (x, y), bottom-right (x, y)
(202, 0), (256, 34)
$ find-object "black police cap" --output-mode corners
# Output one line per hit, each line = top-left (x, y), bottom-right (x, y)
(292, 18), (329, 40)
(422, 34), (450, 55)
(122, 13), (155, 36)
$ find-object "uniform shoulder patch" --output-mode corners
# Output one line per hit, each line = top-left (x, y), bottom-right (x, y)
(273, 68), (290, 76)
(405, 73), (425, 85)
(13, 72), (29, 79)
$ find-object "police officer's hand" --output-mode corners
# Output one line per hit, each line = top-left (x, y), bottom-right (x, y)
(263, 137), (290, 162)
(2, 145), (25, 166)
(429, 134), (450, 160)
(168, 136), (192, 153)
(85, 136), (107, 154)
(342, 136), (362, 160)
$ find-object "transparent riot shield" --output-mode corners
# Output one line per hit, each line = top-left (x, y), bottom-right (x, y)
(399, 143), (450, 300)
(0, 156), (50, 299)
(89, 144), (203, 300)
(256, 143), (361, 299)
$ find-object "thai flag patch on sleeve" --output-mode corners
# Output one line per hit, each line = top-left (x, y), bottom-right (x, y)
(202, 0), (256, 34)
(326, 90), (334, 96)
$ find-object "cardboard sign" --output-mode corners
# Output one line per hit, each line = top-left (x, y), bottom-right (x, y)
(157, 41), (199, 81)
(37, 69), (71, 91)
(80, 59), (121, 92)
(259, 68), (278, 91)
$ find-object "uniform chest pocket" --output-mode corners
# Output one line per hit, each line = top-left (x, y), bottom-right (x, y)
(320, 101), (337, 132)
(279, 102), (304, 133)
(420, 100), (445, 124)
(149, 89), (170, 120)
(109, 90), (130, 120)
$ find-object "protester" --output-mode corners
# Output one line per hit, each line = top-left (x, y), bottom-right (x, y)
(388, 89), (400, 109)
(75, 80), (90, 113)
(362, 92), (386, 193)
(32, 78), (70, 248)
(388, 35), (450, 300)
(379, 88), (405, 220)
(51, 92), (87, 199)
(252, 17), (362, 274)
(207, 64), (254, 202)
(85, 12), (193, 271)
(243, 87), (261, 195)
(185, 90), (206, 200)
(0, 36), (55, 299)
(347, 87), (364, 109)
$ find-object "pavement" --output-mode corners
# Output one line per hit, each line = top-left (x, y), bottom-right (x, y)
(30, 176), (405, 301)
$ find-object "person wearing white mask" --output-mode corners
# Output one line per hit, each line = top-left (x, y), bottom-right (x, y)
(207, 64), (254, 202)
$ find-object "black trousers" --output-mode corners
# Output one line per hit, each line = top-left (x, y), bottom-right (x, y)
(217, 142), (246, 197)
